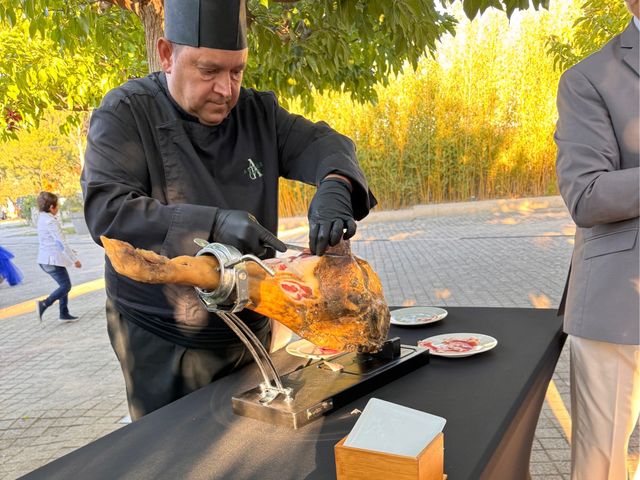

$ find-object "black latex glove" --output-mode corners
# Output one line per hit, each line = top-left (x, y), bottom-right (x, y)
(212, 209), (286, 256)
(308, 178), (356, 256)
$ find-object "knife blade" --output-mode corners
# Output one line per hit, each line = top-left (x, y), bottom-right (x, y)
(282, 243), (344, 257)
(282, 243), (308, 252)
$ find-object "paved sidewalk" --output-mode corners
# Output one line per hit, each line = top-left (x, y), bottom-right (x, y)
(0, 197), (637, 479)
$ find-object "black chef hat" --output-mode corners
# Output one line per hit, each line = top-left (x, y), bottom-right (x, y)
(164, 0), (247, 50)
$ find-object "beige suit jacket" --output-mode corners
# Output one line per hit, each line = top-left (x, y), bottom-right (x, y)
(555, 21), (640, 345)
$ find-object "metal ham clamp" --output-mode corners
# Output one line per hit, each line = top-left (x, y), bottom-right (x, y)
(193, 238), (293, 406)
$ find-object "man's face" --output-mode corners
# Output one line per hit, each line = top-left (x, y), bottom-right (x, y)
(160, 41), (247, 126)
(626, 0), (639, 17)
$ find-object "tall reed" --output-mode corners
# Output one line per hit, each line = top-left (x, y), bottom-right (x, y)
(279, 2), (576, 216)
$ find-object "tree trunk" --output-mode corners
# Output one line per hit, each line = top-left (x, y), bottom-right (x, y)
(75, 116), (89, 169)
(140, 4), (163, 73)
(105, 1), (164, 72)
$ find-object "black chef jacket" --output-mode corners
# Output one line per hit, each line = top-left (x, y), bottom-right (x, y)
(81, 72), (375, 347)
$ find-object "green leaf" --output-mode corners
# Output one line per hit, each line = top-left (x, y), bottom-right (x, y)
(6, 8), (16, 27)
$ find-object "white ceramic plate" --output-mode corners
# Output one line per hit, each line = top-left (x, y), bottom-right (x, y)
(418, 333), (498, 358)
(285, 339), (343, 360)
(390, 307), (448, 326)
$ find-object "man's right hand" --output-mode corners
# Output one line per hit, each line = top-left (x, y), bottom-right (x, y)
(212, 209), (286, 257)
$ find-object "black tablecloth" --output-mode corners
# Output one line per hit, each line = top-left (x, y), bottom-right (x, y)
(23, 307), (565, 480)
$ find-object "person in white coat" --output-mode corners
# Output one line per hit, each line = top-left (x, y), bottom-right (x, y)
(35, 191), (82, 322)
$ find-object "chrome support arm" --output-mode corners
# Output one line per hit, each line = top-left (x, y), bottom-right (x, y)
(193, 239), (293, 404)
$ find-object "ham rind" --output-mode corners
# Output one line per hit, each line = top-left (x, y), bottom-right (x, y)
(101, 236), (390, 352)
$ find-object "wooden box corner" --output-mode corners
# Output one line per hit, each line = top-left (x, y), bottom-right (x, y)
(334, 431), (444, 480)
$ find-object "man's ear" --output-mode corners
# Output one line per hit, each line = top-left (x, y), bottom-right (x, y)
(157, 38), (173, 73)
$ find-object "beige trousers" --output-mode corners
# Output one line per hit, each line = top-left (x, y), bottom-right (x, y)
(570, 335), (640, 480)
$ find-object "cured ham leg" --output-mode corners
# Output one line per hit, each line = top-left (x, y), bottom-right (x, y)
(101, 236), (390, 352)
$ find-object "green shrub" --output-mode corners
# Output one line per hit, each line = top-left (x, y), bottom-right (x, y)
(18, 195), (37, 223)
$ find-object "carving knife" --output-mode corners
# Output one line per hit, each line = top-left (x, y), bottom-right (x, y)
(282, 243), (344, 257)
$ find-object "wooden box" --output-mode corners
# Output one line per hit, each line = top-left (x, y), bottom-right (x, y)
(335, 432), (444, 480)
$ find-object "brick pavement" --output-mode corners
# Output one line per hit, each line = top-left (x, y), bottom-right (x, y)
(0, 196), (637, 479)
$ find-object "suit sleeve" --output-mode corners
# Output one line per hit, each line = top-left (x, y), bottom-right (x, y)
(555, 68), (640, 228)
(269, 94), (377, 220)
(81, 101), (215, 256)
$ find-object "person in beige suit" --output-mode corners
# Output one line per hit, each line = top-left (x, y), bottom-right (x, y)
(555, 2), (640, 478)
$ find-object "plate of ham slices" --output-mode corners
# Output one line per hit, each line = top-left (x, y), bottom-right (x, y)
(418, 333), (498, 358)
(286, 339), (343, 360)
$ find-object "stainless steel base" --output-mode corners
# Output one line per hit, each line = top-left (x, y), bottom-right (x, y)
(232, 344), (429, 429)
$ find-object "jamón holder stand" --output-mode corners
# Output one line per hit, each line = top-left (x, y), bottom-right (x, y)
(193, 239), (429, 429)
(193, 239), (293, 405)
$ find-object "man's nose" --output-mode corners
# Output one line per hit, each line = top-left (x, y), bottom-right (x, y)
(213, 73), (232, 99)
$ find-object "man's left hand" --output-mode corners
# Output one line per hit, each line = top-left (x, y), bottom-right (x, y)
(308, 178), (356, 256)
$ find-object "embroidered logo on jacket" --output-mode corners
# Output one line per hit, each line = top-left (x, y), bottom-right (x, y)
(244, 158), (264, 180)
